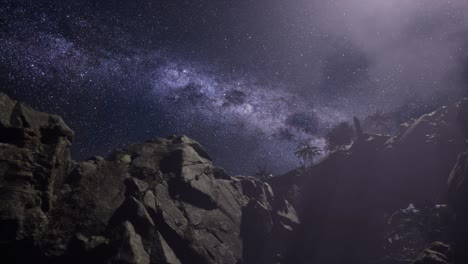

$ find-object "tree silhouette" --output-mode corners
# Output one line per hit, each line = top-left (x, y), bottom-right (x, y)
(294, 142), (321, 168)
(365, 111), (394, 135)
(325, 122), (355, 151)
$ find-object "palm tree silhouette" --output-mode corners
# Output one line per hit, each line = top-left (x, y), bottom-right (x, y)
(295, 143), (321, 168)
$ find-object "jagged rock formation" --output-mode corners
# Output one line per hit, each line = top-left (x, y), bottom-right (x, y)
(269, 99), (468, 264)
(2, 91), (468, 264)
(412, 242), (453, 264)
(0, 92), (74, 244)
(0, 93), (299, 264)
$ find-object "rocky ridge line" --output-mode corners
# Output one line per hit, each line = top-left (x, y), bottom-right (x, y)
(0, 92), (299, 264)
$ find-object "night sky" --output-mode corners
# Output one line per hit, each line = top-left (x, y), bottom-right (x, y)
(1, 0), (468, 175)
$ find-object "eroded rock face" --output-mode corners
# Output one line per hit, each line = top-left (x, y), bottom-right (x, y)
(0, 92), (299, 263)
(0, 93), (73, 245)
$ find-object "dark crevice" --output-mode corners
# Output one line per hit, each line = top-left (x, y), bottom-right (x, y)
(189, 143), (212, 161)
(40, 127), (62, 145)
(209, 230), (223, 244)
(206, 248), (216, 260)
(0, 219), (20, 240)
(0, 126), (25, 147)
(159, 150), (183, 175)
(167, 178), (218, 210)
(10, 103), (30, 128)
(154, 212), (207, 264)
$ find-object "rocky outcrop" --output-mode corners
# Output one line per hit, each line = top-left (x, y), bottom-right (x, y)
(383, 204), (451, 263)
(412, 242), (452, 264)
(0, 93), (73, 247)
(0, 93), (299, 263)
(2, 91), (468, 264)
(268, 99), (468, 264)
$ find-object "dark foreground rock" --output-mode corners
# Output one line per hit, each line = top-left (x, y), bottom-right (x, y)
(448, 152), (468, 264)
(0, 93), (299, 264)
(268, 99), (468, 264)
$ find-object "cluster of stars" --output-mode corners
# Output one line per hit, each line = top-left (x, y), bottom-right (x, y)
(1, 0), (468, 174)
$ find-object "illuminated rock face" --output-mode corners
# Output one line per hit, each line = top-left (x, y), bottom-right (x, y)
(0, 92), (299, 264)
(0, 92), (74, 242)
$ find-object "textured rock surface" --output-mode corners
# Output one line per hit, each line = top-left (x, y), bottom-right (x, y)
(0, 93), (299, 263)
(412, 242), (452, 264)
(0, 93), (74, 244)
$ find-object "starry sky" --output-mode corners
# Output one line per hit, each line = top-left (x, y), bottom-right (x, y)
(1, 0), (468, 175)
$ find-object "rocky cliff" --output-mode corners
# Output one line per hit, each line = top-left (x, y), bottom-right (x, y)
(0, 93), (299, 264)
(268, 99), (468, 264)
(1, 92), (468, 264)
